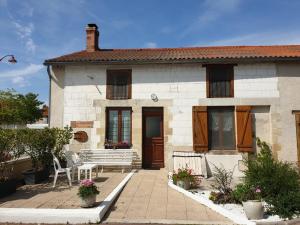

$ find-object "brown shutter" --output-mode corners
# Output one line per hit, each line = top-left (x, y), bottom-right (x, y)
(236, 106), (253, 152)
(295, 114), (300, 168)
(192, 106), (208, 152)
(106, 70), (112, 99)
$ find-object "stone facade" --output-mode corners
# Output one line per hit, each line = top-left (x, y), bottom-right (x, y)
(48, 62), (300, 175)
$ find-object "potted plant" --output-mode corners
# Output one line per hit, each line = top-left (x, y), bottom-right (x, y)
(21, 128), (55, 184)
(173, 167), (194, 190)
(233, 183), (264, 220)
(78, 179), (100, 208)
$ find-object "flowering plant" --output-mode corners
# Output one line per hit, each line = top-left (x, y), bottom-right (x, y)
(232, 184), (262, 203)
(77, 179), (100, 198)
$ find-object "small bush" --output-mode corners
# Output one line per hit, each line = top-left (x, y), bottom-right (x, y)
(209, 165), (235, 204)
(0, 127), (73, 171)
(243, 138), (300, 219)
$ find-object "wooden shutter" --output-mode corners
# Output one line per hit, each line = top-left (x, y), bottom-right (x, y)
(295, 114), (300, 168)
(236, 106), (253, 152)
(192, 106), (208, 152)
(106, 70), (132, 100)
(106, 70), (113, 99)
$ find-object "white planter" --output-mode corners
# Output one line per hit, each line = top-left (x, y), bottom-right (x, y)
(177, 179), (190, 190)
(242, 200), (264, 220)
(80, 195), (96, 208)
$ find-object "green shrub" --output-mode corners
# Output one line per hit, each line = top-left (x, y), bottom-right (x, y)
(51, 126), (73, 162)
(0, 127), (73, 171)
(209, 165), (236, 204)
(243, 138), (300, 219)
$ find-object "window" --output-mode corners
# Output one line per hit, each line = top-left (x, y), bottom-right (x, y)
(106, 69), (132, 100)
(207, 65), (234, 98)
(208, 107), (235, 150)
(106, 107), (132, 147)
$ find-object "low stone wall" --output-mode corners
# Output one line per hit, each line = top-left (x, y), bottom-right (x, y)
(1, 157), (32, 180)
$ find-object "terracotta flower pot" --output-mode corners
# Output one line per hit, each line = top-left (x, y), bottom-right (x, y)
(177, 179), (190, 190)
(242, 200), (264, 220)
(80, 195), (96, 208)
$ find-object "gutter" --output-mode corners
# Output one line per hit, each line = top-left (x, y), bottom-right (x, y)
(43, 57), (300, 66)
(46, 65), (53, 128)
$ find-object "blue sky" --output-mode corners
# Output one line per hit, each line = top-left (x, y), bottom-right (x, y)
(1, 0), (300, 104)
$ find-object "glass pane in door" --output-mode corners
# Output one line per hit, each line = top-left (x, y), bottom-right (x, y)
(108, 110), (118, 143)
(146, 116), (161, 138)
(121, 110), (131, 144)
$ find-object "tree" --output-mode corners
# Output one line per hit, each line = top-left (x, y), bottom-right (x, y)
(0, 89), (43, 125)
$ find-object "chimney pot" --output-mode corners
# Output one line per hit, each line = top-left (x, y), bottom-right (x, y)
(86, 23), (99, 52)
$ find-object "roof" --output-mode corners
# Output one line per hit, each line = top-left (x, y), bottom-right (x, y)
(44, 45), (300, 65)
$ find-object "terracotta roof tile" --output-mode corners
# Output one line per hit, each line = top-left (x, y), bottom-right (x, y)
(44, 45), (300, 64)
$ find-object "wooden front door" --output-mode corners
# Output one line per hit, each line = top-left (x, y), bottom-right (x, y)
(142, 108), (164, 169)
(295, 114), (300, 169)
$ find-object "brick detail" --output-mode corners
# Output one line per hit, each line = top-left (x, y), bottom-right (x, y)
(70, 121), (94, 128)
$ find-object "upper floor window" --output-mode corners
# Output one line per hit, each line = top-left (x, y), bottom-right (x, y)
(206, 65), (234, 98)
(106, 69), (132, 100)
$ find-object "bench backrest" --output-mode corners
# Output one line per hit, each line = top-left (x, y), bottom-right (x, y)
(79, 149), (134, 164)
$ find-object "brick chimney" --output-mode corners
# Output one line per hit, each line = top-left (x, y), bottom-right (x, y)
(86, 24), (99, 52)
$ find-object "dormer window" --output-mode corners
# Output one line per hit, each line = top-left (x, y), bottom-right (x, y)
(206, 65), (234, 98)
(106, 69), (132, 100)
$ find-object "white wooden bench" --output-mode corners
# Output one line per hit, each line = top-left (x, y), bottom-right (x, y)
(79, 149), (134, 173)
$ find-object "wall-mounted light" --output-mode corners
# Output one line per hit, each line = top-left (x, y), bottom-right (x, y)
(151, 93), (158, 102)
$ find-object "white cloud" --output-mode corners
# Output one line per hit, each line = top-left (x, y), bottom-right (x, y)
(201, 31), (300, 46)
(0, 64), (43, 78)
(12, 21), (37, 53)
(12, 76), (29, 87)
(144, 42), (157, 48)
(182, 0), (240, 37)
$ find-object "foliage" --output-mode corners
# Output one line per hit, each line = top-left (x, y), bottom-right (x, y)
(77, 179), (100, 198)
(209, 191), (236, 204)
(51, 126), (73, 162)
(242, 138), (300, 219)
(232, 183), (262, 203)
(0, 127), (73, 173)
(21, 128), (56, 169)
(209, 165), (235, 204)
(0, 129), (18, 181)
(173, 166), (195, 182)
(211, 165), (234, 195)
(0, 89), (43, 125)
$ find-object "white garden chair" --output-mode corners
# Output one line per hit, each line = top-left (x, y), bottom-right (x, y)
(65, 151), (83, 181)
(52, 154), (72, 187)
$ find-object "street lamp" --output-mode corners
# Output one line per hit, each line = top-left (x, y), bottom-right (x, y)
(0, 55), (17, 64)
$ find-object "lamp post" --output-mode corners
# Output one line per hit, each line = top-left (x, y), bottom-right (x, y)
(0, 55), (17, 64)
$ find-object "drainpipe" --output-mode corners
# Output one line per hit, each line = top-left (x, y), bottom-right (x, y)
(46, 65), (53, 128)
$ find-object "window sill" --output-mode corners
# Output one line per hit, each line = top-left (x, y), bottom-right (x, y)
(207, 150), (239, 155)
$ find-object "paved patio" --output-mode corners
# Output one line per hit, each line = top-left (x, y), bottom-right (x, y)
(104, 169), (234, 224)
(0, 172), (127, 209)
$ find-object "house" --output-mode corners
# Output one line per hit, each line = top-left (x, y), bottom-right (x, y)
(44, 24), (300, 176)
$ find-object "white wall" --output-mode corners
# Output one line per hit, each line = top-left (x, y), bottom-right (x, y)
(235, 63), (279, 98)
(62, 63), (278, 149)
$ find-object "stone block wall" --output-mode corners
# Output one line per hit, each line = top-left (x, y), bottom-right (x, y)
(48, 62), (300, 171)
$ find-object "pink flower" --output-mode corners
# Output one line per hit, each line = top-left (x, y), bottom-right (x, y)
(255, 188), (261, 193)
(80, 179), (94, 187)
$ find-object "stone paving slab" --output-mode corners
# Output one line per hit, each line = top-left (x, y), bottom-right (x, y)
(104, 169), (234, 224)
(0, 172), (126, 209)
